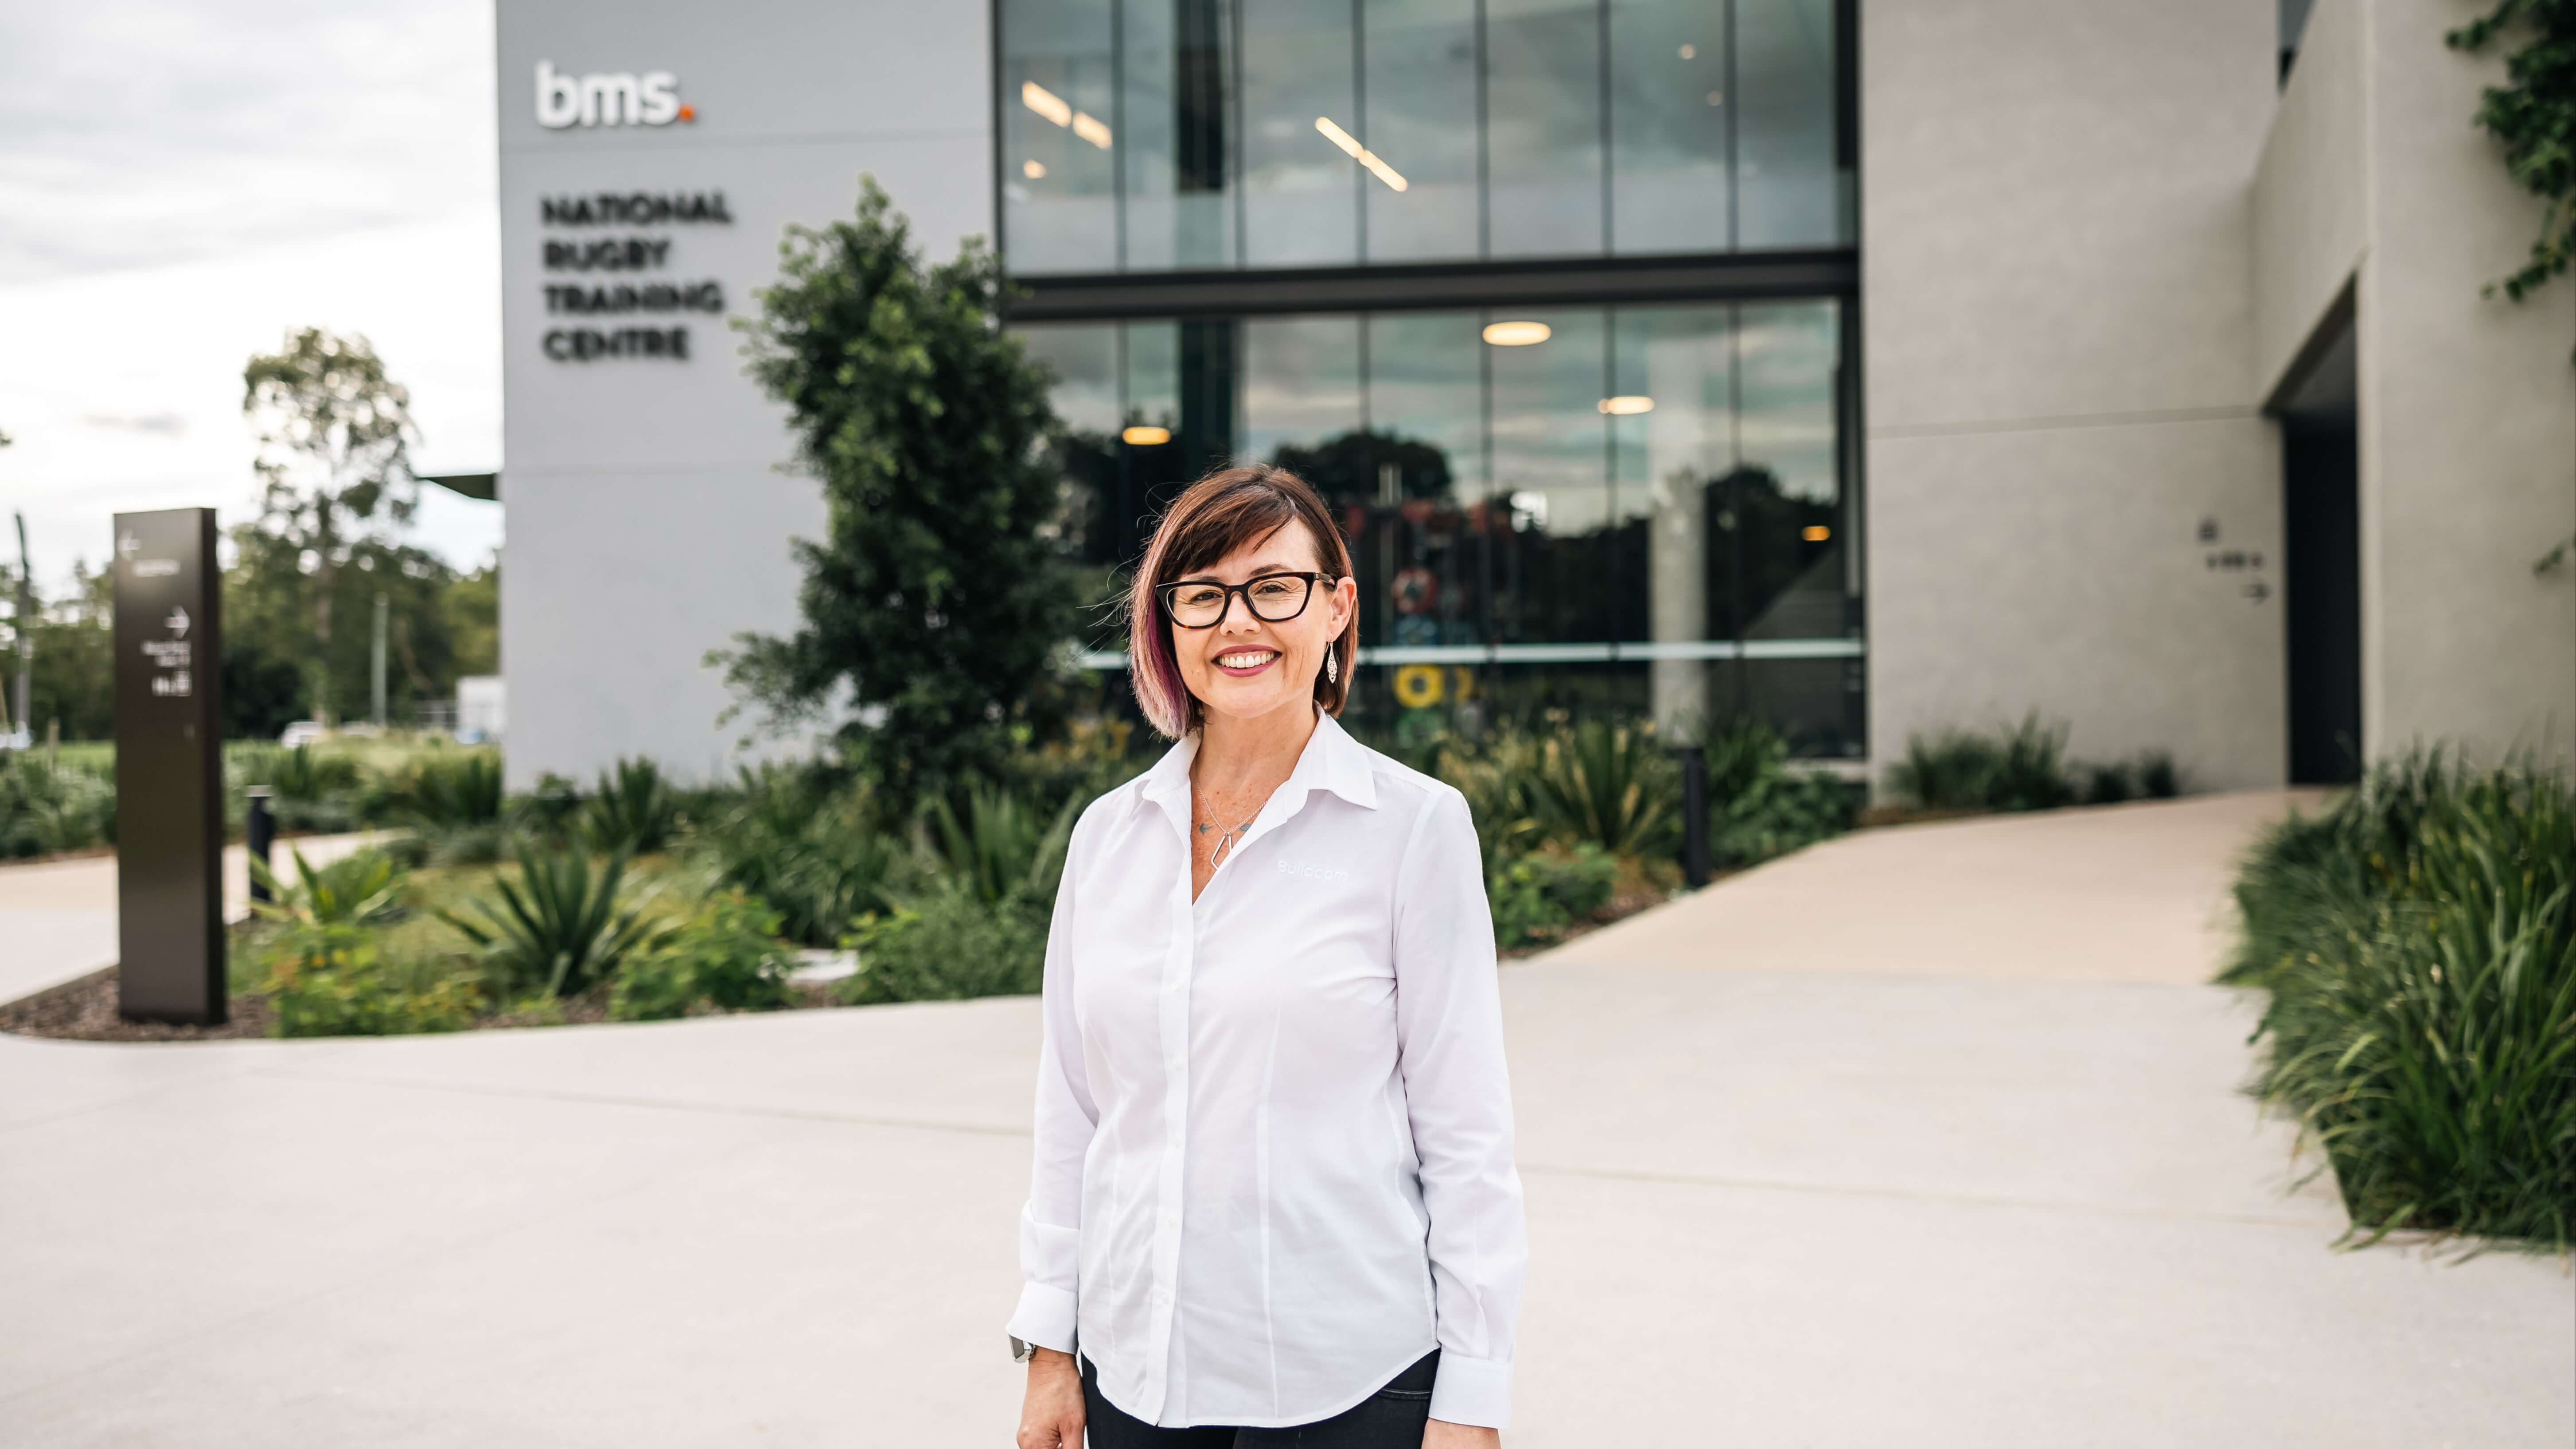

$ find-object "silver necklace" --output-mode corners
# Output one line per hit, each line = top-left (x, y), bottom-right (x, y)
(1196, 808), (1259, 868)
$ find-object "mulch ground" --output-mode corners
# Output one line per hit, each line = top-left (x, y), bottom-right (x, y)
(0, 968), (276, 1042)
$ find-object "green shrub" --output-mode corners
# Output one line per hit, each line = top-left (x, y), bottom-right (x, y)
(1887, 715), (2185, 815)
(2078, 751), (2183, 806)
(1489, 844), (1619, 951)
(400, 750), (504, 828)
(230, 744), (377, 832)
(700, 764), (903, 946)
(441, 843), (663, 999)
(921, 781), (1078, 906)
(520, 772), (586, 837)
(583, 757), (680, 854)
(248, 845), (405, 927)
(1715, 770), (1861, 868)
(0, 752), (117, 858)
(1887, 713), (2078, 812)
(610, 888), (797, 1020)
(2224, 752), (2576, 1247)
(1527, 721), (1678, 857)
(1689, 718), (1859, 869)
(842, 884), (1049, 1004)
(258, 925), (480, 1038)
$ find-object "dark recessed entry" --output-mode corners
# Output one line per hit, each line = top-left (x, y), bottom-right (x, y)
(2269, 282), (2361, 785)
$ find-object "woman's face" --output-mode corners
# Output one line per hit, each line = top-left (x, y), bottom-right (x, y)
(1168, 519), (1357, 730)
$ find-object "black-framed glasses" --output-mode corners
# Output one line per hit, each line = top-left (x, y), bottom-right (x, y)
(1158, 571), (1335, 629)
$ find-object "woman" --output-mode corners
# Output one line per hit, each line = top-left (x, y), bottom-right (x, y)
(1008, 465), (1526, 1448)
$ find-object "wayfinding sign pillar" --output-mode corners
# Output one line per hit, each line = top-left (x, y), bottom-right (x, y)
(113, 508), (224, 1024)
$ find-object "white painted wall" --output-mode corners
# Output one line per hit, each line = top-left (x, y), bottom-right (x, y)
(2354, 0), (2576, 768)
(495, 0), (995, 787)
(1861, 0), (2287, 792)
(2252, 0), (2576, 770)
(2253, 0), (2366, 393)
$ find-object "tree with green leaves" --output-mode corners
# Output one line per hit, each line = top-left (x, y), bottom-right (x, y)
(720, 178), (1083, 806)
(242, 328), (420, 725)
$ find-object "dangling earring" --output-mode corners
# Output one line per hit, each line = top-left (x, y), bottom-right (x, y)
(1325, 646), (1340, 684)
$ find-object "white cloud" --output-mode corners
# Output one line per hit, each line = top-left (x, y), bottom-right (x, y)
(0, 0), (496, 282)
(0, 213), (505, 591)
(0, 0), (502, 587)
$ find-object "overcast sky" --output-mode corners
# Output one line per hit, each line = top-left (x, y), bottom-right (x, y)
(0, 0), (504, 589)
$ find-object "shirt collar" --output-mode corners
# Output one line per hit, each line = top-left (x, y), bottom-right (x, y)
(1136, 708), (1380, 822)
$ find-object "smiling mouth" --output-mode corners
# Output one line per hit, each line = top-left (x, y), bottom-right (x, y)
(1212, 648), (1281, 676)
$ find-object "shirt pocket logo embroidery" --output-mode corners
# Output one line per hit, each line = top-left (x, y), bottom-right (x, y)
(1274, 857), (1353, 883)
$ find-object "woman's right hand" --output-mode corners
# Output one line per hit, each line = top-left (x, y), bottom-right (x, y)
(1016, 1348), (1085, 1449)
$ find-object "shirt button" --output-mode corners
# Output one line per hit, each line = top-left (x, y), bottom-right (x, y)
(1167, 1055), (1181, 1070)
(1167, 978), (1181, 992)
(1154, 1288), (1171, 1305)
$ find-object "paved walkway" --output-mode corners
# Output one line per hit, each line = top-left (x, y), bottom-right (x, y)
(0, 832), (384, 1005)
(0, 794), (2566, 1446)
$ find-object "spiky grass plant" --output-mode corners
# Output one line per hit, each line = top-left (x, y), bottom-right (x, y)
(2224, 751), (2576, 1248)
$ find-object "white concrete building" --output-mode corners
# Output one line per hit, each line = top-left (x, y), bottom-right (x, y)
(494, 0), (2573, 789)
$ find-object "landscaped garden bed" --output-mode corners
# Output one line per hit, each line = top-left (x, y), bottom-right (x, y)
(2222, 751), (2574, 1250)
(2, 712), (2201, 1045)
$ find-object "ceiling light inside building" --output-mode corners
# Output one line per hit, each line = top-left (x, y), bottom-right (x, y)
(1679, 43), (1697, 59)
(1597, 395), (1654, 415)
(1024, 81), (1113, 149)
(1482, 320), (1551, 346)
(1021, 81), (1072, 127)
(1023, 159), (1046, 179)
(1314, 117), (1408, 191)
(1803, 525), (1832, 542)
(1122, 425), (1172, 445)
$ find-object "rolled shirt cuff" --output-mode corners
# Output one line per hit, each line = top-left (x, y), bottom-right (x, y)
(1006, 1280), (1078, 1356)
(1426, 1350), (1511, 1429)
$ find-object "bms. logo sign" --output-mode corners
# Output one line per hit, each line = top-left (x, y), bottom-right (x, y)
(534, 61), (695, 128)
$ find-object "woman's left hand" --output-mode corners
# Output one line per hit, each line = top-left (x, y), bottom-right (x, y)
(1423, 1418), (1500, 1448)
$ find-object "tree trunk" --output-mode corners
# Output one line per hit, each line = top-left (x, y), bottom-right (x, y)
(312, 501), (336, 728)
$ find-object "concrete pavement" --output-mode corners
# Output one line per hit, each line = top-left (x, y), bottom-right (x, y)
(0, 832), (384, 1005)
(0, 793), (2566, 1446)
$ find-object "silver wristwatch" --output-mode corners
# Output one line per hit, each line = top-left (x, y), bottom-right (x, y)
(1010, 1336), (1037, 1363)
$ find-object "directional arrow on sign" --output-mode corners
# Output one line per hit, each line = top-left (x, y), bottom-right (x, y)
(166, 607), (190, 638)
(118, 531), (140, 561)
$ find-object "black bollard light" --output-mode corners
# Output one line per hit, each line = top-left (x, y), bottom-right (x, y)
(245, 787), (275, 904)
(1678, 745), (1710, 890)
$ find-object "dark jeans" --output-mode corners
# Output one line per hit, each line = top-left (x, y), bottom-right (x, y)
(1078, 1348), (1441, 1448)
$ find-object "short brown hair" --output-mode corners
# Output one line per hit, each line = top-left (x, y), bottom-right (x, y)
(1128, 464), (1356, 738)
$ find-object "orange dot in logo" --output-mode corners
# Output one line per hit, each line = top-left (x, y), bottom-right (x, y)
(678, 104), (696, 122)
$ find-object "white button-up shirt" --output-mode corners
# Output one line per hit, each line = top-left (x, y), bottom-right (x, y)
(1005, 710), (1527, 1430)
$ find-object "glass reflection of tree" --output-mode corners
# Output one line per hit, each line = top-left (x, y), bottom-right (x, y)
(1704, 464), (1841, 641)
(1269, 430), (1482, 652)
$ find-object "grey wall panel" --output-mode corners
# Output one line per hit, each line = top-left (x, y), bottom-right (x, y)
(1868, 418), (2286, 791)
(1861, 2), (2276, 431)
(496, 0), (994, 785)
(2252, 0), (2365, 399)
(1861, 0), (2285, 793)
(499, 466), (823, 787)
(2357, 0), (2576, 769)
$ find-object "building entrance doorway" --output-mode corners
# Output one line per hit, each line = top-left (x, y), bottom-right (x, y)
(2275, 292), (2361, 785)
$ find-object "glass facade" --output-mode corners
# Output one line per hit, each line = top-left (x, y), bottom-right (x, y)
(1019, 300), (1861, 753)
(1001, 0), (1857, 753)
(998, 0), (1854, 273)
